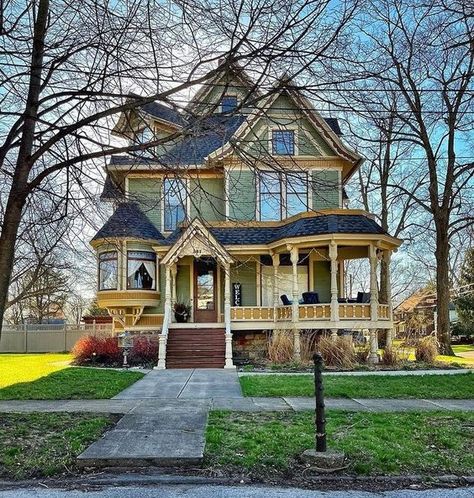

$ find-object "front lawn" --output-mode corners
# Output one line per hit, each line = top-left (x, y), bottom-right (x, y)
(206, 410), (474, 476)
(0, 354), (144, 399)
(0, 412), (115, 479)
(239, 372), (474, 398)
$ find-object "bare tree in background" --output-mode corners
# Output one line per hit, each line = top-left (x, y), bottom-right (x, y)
(329, 0), (474, 354)
(0, 0), (358, 336)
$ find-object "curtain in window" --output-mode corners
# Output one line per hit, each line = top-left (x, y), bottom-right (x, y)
(142, 261), (156, 288)
(127, 260), (143, 288)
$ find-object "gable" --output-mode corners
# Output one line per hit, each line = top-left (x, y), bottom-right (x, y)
(189, 68), (258, 115)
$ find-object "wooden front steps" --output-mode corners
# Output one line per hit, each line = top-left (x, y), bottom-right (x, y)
(166, 328), (225, 368)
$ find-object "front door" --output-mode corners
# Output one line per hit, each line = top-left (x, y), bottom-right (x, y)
(194, 258), (217, 323)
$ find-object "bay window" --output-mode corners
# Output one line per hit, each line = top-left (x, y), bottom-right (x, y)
(127, 251), (156, 290)
(164, 178), (186, 231)
(98, 251), (118, 290)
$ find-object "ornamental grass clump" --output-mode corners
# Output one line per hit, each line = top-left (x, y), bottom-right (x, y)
(299, 330), (319, 364)
(267, 330), (294, 364)
(415, 335), (438, 364)
(318, 335), (356, 369)
(381, 345), (401, 366)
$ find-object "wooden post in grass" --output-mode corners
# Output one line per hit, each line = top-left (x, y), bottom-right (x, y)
(302, 353), (345, 468)
(314, 352), (327, 452)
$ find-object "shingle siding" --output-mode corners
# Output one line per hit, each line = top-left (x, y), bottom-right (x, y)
(312, 170), (340, 210)
(227, 170), (256, 221)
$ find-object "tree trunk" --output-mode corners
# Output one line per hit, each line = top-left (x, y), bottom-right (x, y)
(435, 221), (454, 355)
(0, 196), (26, 332)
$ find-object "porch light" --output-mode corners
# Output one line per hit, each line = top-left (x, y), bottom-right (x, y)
(118, 331), (133, 368)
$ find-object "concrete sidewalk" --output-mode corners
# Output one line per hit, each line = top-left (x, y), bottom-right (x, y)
(0, 396), (473, 413)
(78, 368), (244, 467)
(2, 368), (472, 469)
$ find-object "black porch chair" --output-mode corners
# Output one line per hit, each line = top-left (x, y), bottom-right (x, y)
(280, 294), (292, 306)
(357, 291), (371, 303)
(302, 291), (320, 304)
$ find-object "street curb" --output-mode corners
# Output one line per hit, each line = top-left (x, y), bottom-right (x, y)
(0, 471), (473, 491)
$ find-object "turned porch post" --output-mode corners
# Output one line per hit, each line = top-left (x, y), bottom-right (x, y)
(156, 263), (172, 369)
(369, 244), (379, 321)
(384, 250), (393, 348)
(368, 244), (380, 364)
(224, 262), (234, 368)
(272, 253), (280, 321)
(290, 246), (301, 360)
(329, 241), (339, 323)
(170, 263), (177, 320)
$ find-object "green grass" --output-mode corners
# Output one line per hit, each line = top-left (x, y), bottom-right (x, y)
(0, 354), (144, 399)
(206, 410), (474, 476)
(0, 412), (114, 479)
(239, 372), (474, 398)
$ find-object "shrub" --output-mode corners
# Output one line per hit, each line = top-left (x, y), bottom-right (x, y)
(381, 345), (401, 366)
(415, 335), (438, 364)
(318, 335), (355, 369)
(129, 335), (159, 365)
(300, 330), (319, 364)
(72, 335), (121, 365)
(355, 344), (370, 364)
(267, 330), (294, 364)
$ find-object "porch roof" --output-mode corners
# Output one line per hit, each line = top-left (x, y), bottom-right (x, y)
(161, 213), (388, 247)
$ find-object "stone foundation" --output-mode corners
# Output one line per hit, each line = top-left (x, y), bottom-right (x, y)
(232, 330), (268, 365)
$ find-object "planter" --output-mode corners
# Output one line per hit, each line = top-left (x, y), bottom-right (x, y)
(174, 311), (189, 323)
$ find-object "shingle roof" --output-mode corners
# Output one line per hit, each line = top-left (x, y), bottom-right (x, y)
(163, 214), (386, 246)
(92, 203), (164, 242)
(141, 102), (187, 127)
(100, 174), (124, 201)
(159, 115), (246, 165)
(323, 118), (342, 136)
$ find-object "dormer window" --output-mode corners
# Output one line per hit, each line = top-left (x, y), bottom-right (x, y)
(272, 130), (295, 156)
(221, 95), (238, 113)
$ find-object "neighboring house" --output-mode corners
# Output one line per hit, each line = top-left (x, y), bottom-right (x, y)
(90, 65), (402, 368)
(395, 288), (458, 337)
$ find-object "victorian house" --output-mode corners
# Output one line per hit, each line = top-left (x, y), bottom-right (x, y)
(90, 66), (402, 368)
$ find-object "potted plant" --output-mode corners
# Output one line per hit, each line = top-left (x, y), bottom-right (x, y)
(174, 302), (191, 323)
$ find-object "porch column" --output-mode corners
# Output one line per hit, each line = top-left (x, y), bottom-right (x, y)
(223, 262), (234, 368)
(272, 253), (280, 322)
(368, 329), (379, 364)
(156, 263), (172, 369)
(290, 246), (301, 361)
(369, 244), (379, 321)
(170, 263), (177, 321)
(329, 241), (339, 322)
(384, 250), (393, 347)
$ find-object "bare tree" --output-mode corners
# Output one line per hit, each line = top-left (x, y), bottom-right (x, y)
(0, 0), (358, 335)
(327, 0), (474, 354)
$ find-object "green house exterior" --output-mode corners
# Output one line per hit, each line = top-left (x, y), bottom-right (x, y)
(91, 64), (401, 368)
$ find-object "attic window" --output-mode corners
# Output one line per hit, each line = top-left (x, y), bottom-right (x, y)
(272, 130), (295, 156)
(221, 95), (238, 113)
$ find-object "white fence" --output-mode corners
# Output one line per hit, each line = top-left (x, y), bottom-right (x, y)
(0, 323), (113, 353)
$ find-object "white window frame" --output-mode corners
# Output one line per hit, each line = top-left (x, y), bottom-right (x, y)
(269, 125), (299, 157)
(161, 177), (189, 233)
(257, 170), (308, 221)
